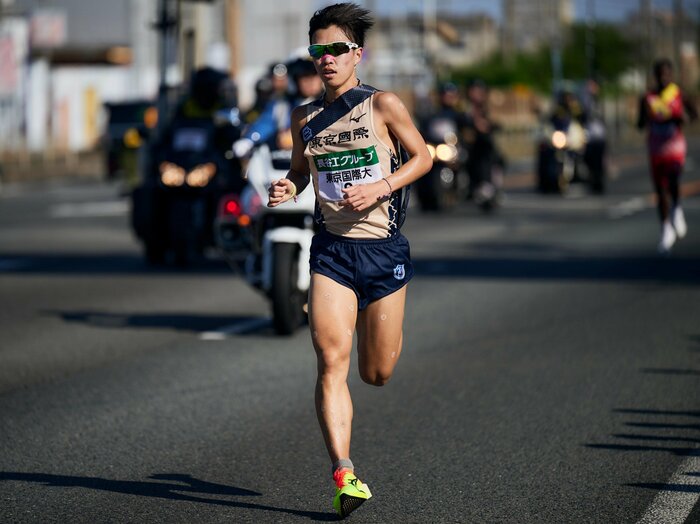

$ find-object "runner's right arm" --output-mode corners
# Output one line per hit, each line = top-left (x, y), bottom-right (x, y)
(267, 105), (312, 207)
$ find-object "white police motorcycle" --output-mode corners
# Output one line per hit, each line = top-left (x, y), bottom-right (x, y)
(215, 136), (315, 335)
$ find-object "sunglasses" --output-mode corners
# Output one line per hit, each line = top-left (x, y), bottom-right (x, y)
(308, 41), (359, 59)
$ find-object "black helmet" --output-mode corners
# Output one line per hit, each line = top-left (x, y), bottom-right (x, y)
(190, 67), (230, 109)
(438, 82), (459, 94)
(467, 78), (487, 90)
(287, 58), (317, 79)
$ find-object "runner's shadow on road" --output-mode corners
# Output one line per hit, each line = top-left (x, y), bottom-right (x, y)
(45, 310), (273, 336)
(584, 404), (700, 456)
(412, 254), (700, 284)
(0, 472), (336, 521)
(0, 252), (231, 276)
(412, 235), (700, 284)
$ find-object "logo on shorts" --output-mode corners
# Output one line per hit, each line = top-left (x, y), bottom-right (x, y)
(393, 264), (405, 280)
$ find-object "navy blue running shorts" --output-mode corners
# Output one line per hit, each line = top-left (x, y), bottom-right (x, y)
(309, 230), (414, 310)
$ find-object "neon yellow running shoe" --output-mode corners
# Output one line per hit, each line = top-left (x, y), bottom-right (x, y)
(332, 468), (372, 518)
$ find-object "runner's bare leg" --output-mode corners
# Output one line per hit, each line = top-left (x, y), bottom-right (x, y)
(356, 285), (407, 386)
(309, 272), (359, 463)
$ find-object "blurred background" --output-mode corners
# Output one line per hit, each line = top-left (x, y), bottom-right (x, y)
(2, 4), (700, 522)
(0, 0), (698, 181)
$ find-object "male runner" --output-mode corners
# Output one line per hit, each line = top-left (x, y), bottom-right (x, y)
(637, 58), (697, 254)
(267, 3), (432, 518)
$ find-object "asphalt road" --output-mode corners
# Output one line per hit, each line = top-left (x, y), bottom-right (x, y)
(1, 138), (699, 523)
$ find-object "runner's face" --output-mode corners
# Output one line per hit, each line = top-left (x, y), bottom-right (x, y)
(310, 25), (362, 90)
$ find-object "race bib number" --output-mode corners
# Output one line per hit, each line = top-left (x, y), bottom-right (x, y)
(314, 146), (383, 201)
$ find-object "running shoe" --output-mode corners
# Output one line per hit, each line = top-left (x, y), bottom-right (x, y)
(658, 220), (677, 254)
(672, 207), (687, 239)
(332, 469), (372, 518)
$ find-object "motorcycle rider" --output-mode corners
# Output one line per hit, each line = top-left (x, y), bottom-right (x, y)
(232, 57), (323, 158)
(416, 82), (468, 210)
(463, 78), (504, 202)
(637, 58), (698, 254)
(155, 66), (240, 161)
(133, 66), (243, 265)
(579, 78), (607, 194)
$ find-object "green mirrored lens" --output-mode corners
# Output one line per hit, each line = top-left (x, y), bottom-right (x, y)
(308, 45), (325, 59)
(308, 43), (351, 59)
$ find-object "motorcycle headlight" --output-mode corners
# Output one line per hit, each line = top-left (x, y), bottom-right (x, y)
(435, 143), (458, 162)
(160, 162), (186, 186)
(552, 130), (567, 149)
(186, 162), (217, 187)
(426, 144), (437, 160)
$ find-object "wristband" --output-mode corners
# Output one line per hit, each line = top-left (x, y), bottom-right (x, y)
(377, 177), (393, 200)
(289, 180), (298, 202)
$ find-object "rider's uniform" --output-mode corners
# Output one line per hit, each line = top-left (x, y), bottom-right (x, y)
(303, 87), (413, 310)
(643, 82), (687, 185)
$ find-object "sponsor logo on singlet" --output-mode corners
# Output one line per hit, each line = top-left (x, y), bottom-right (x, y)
(314, 146), (384, 201)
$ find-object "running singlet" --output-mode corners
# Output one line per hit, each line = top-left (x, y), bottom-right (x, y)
(303, 89), (402, 239)
(644, 82), (686, 165)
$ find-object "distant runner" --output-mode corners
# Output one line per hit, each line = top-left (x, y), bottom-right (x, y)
(638, 58), (698, 254)
(267, 2), (432, 518)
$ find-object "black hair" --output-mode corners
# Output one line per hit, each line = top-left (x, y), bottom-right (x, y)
(308, 3), (374, 47)
(653, 57), (673, 77)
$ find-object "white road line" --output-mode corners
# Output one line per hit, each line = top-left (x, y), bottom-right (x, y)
(50, 201), (128, 218)
(636, 452), (700, 524)
(608, 196), (651, 219)
(199, 317), (271, 340)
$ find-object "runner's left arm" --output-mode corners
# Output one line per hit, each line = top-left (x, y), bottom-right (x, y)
(340, 91), (432, 212)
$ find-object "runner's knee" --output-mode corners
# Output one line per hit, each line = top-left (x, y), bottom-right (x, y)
(359, 365), (393, 387)
(314, 338), (351, 375)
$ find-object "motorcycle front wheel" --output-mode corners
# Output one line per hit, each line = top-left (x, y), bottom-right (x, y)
(272, 242), (307, 335)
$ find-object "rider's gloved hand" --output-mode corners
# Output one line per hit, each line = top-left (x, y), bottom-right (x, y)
(232, 137), (254, 158)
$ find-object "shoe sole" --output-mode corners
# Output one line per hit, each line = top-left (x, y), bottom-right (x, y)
(339, 493), (367, 518)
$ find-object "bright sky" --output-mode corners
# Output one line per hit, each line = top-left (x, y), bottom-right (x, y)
(314, 0), (700, 21)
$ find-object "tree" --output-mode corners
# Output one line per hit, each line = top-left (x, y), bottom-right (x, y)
(451, 23), (637, 94)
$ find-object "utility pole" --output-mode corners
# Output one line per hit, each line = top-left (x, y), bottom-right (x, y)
(153, 0), (179, 136)
(550, 0), (563, 95)
(423, 0), (437, 81)
(501, 0), (515, 58)
(641, 0), (653, 73)
(585, 0), (596, 80)
(225, 0), (241, 77)
(673, 0), (683, 87)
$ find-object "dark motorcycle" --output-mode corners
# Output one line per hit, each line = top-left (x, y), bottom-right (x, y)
(536, 116), (587, 194)
(416, 117), (467, 211)
(131, 108), (245, 265)
(537, 85), (607, 195)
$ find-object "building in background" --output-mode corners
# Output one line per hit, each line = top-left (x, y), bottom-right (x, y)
(624, 3), (699, 89)
(0, 0), (311, 154)
(501, 0), (574, 53)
